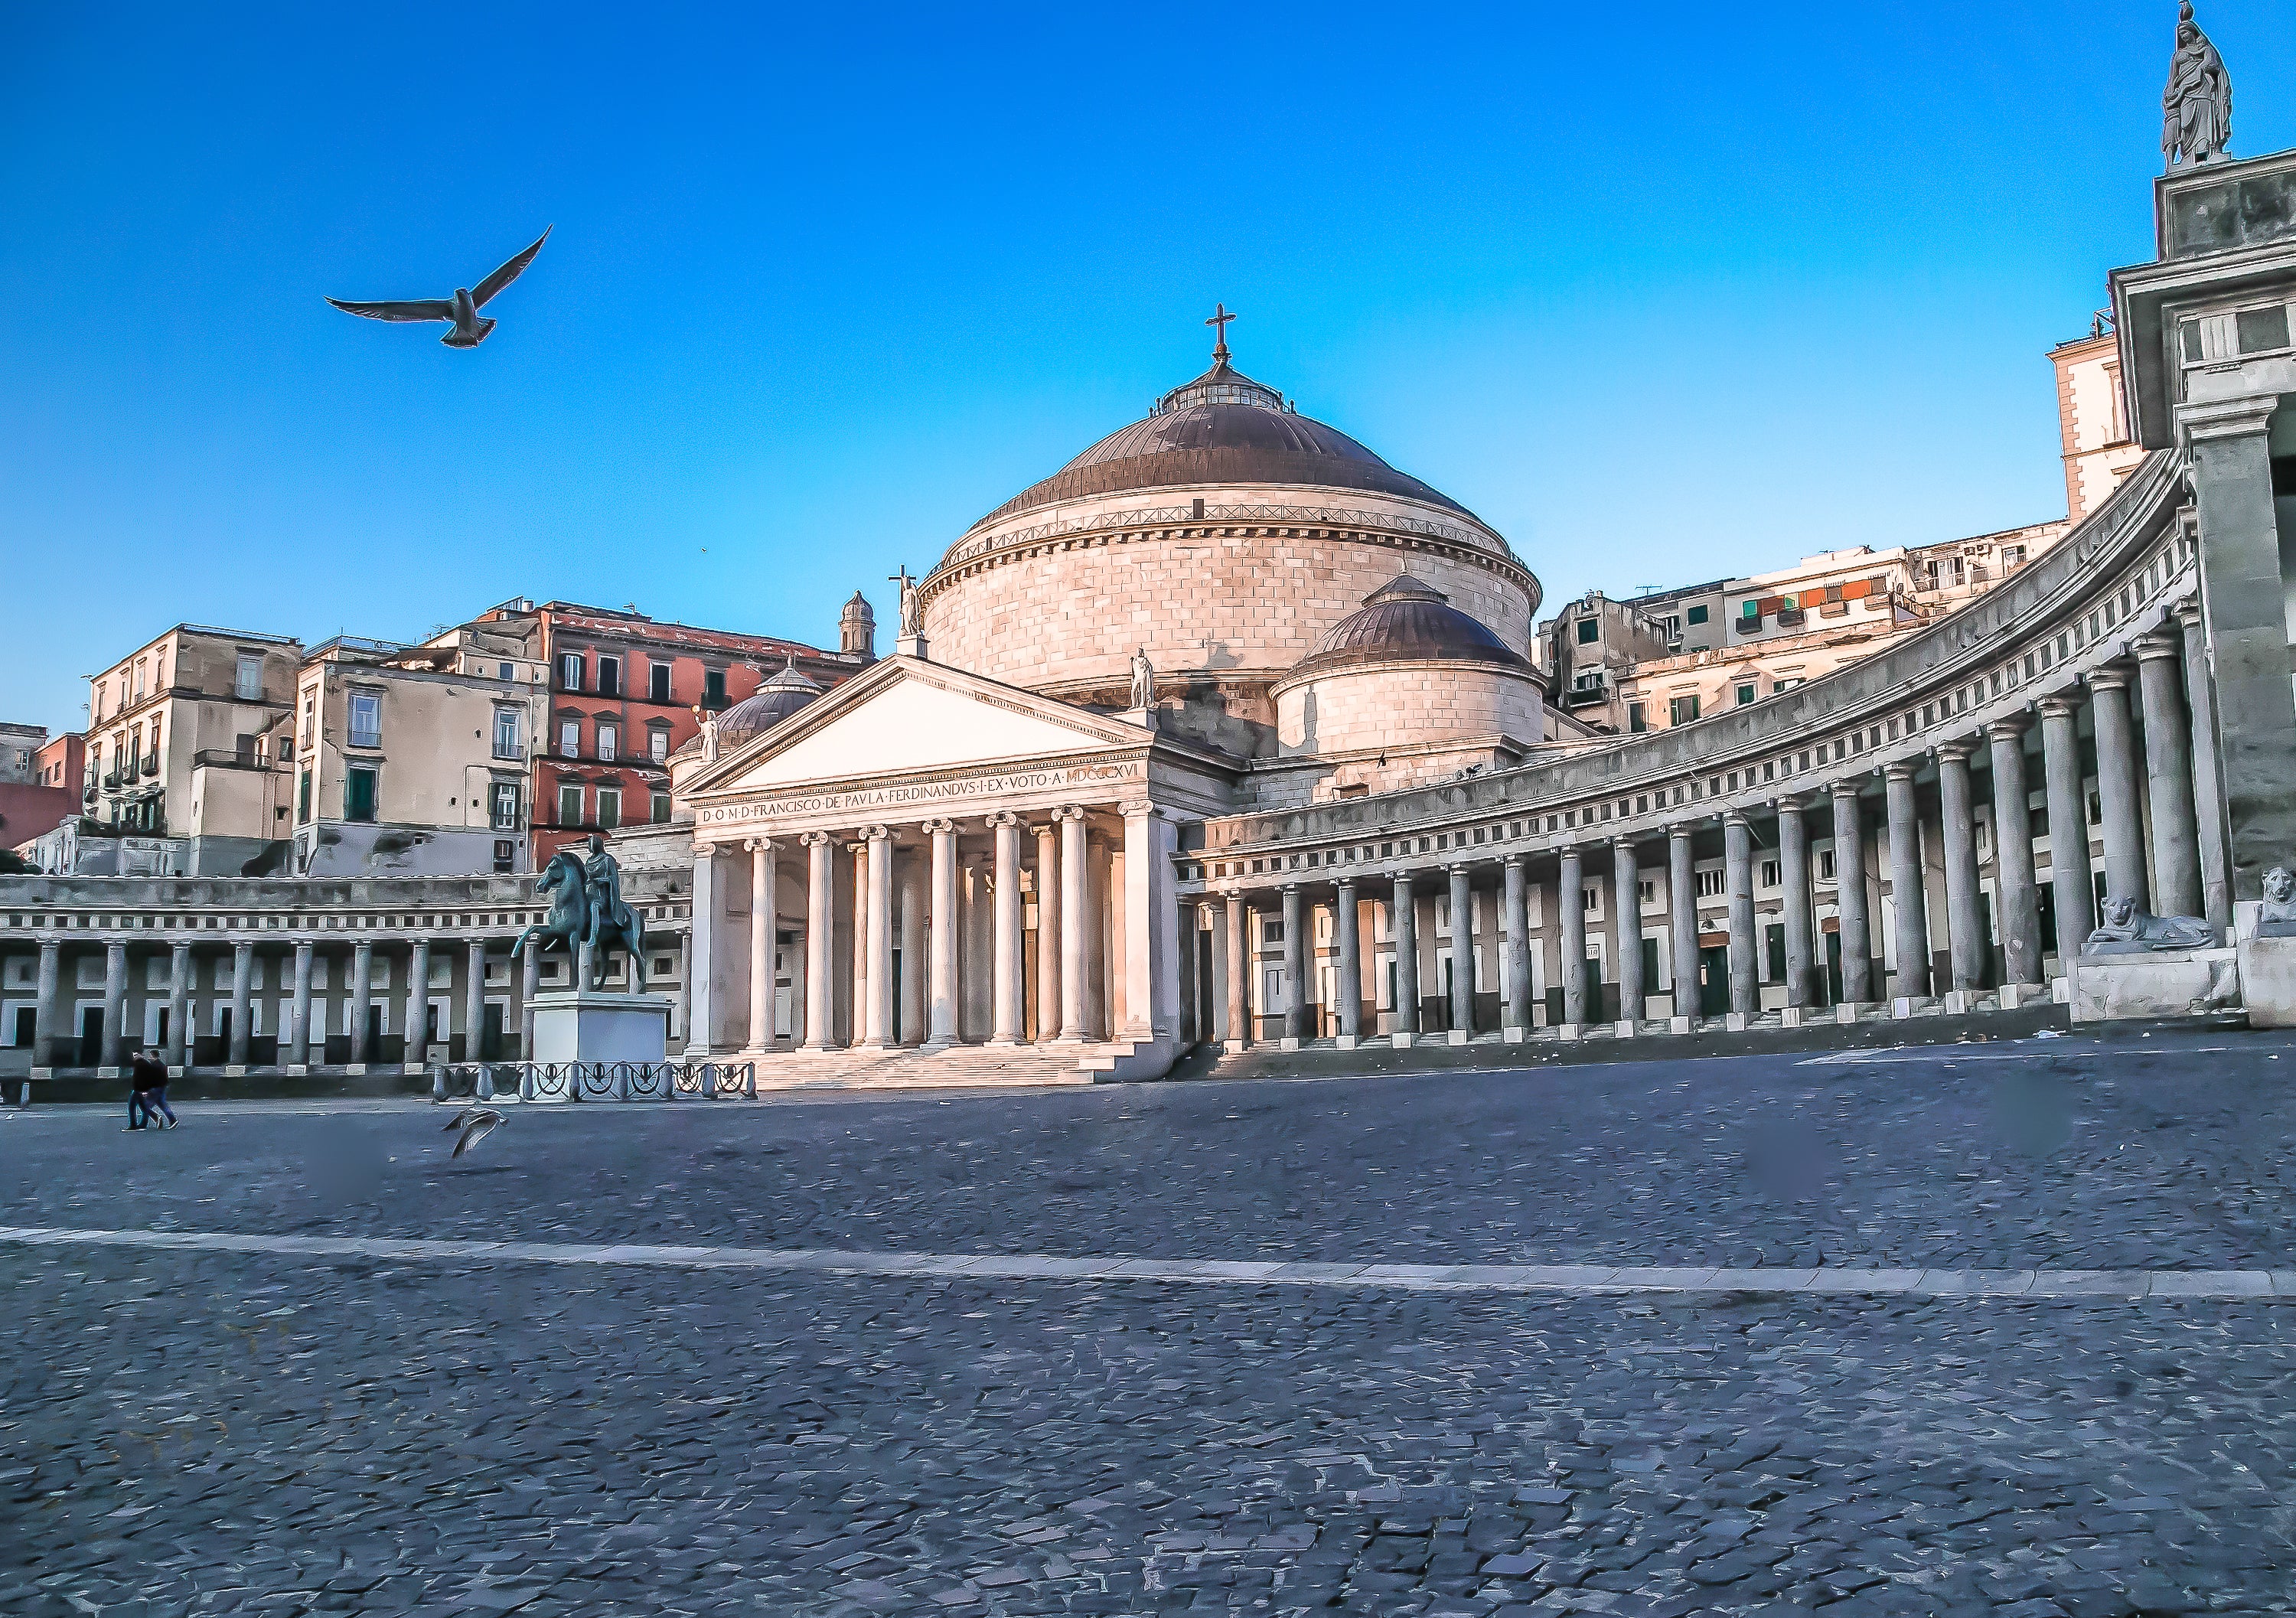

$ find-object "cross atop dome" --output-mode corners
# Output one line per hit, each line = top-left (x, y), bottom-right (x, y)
(1205, 302), (1236, 362)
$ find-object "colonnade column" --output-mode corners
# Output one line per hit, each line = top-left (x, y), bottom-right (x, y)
(102, 941), (127, 1068)
(2135, 634), (2205, 922)
(1723, 813), (1756, 1020)
(801, 831), (838, 1051)
(746, 838), (777, 1050)
(228, 940), (253, 1068)
(1446, 864), (1474, 1041)
(166, 941), (191, 1068)
(2037, 696), (2096, 963)
(1831, 783), (1872, 1006)
(923, 819), (960, 1051)
(2174, 600), (2233, 935)
(1559, 847), (1587, 1027)
(519, 946), (539, 1059)
(1936, 742), (1985, 996)
(1988, 718), (2043, 988)
(1777, 798), (1813, 1013)
(862, 825), (895, 1049)
(290, 941), (314, 1067)
(1501, 854), (1531, 1038)
(1667, 827), (1698, 1026)
(1033, 821), (1060, 1043)
(987, 814), (1022, 1046)
(1612, 838), (1643, 1029)
(403, 939), (429, 1064)
(1120, 803), (1176, 1046)
(33, 941), (60, 1068)
(898, 856), (925, 1046)
(1335, 879), (1362, 1048)
(461, 940), (484, 1062)
(2087, 667), (2150, 912)
(1884, 762), (1931, 999)
(1280, 884), (1306, 1046)
(351, 941), (374, 1065)
(1391, 875), (1420, 1046)
(1056, 807), (1091, 1042)
(1224, 892), (1250, 1050)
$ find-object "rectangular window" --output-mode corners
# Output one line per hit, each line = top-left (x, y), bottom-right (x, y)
(596, 723), (618, 761)
(651, 791), (672, 824)
(1669, 695), (1701, 726)
(235, 652), (263, 701)
(1627, 701), (1647, 733)
(493, 840), (516, 874)
(134, 658), (147, 700)
(1818, 849), (1837, 881)
(1760, 859), (1781, 889)
(345, 765), (378, 823)
(1734, 683), (1756, 706)
(559, 653), (584, 692)
(498, 661), (515, 680)
(649, 662), (671, 703)
(1738, 601), (1760, 623)
(648, 726), (670, 762)
(1576, 618), (1600, 645)
(1686, 604), (1709, 626)
(490, 782), (520, 830)
(493, 707), (522, 758)
(559, 783), (584, 826)
(559, 719), (581, 758)
(2236, 305), (2290, 354)
(297, 770), (311, 823)
(703, 669), (728, 709)
(348, 692), (381, 749)
(598, 655), (621, 697)
(1694, 869), (1724, 899)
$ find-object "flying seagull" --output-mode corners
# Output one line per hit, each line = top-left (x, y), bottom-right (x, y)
(442, 1104), (506, 1158)
(328, 227), (550, 348)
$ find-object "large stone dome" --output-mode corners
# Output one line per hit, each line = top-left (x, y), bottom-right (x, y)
(969, 360), (1478, 531)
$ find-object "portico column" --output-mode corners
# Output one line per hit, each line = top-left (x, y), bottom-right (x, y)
(899, 855), (925, 1045)
(1335, 879), (1362, 1048)
(1988, 717), (2043, 987)
(1831, 782), (1872, 1006)
(102, 941), (128, 1068)
(167, 942), (191, 1068)
(1032, 821), (1059, 1042)
(863, 826), (895, 1049)
(849, 840), (869, 1045)
(1612, 838), (1643, 1028)
(2037, 695), (2095, 963)
(518, 945), (539, 1059)
(1667, 826), (1698, 1024)
(685, 846), (720, 1055)
(290, 941), (314, 1068)
(1936, 741), (1985, 994)
(32, 940), (60, 1068)
(1559, 847), (1587, 1026)
(404, 941), (430, 1065)
(227, 941), (253, 1068)
(2087, 667), (2149, 912)
(1055, 807), (1091, 1042)
(745, 838), (777, 1050)
(987, 814), (1023, 1047)
(461, 939), (484, 1063)
(1501, 854), (1531, 1036)
(1884, 762), (1931, 998)
(1776, 798), (1813, 1012)
(1446, 863), (1474, 1040)
(801, 830), (839, 1050)
(1724, 813), (1756, 1019)
(2184, 396), (2296, 899)
(923, 819), (960, 1051)
(1391, 875), (1420, 1046)
(2174, 599), (2233, 935)
(2135, 633), (2204, 923)
(1119, 803), (1176, 1045)
(1280, 884), (1306, 1046)
(1222, 892), (1250, 1049)
(350, 941), (373, 1065)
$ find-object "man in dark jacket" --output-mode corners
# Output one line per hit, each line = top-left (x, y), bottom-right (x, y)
(127, 1046), (175, 1130)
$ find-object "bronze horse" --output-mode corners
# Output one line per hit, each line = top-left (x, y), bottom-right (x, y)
(511, 849), (648, 991)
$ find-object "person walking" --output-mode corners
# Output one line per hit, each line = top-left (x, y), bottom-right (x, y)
(128, 1045), (176, 1130)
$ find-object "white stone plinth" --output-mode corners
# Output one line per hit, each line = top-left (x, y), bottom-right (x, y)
(2238, 935), (2296, 1027)
(1391, 1032), (1414, 1049)
(1668, 1015), (1692, 1035)
(529, 991), (672, 1065)
(2067, 948), (2239, 1024)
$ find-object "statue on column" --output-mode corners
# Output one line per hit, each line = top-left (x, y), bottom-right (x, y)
(2163, 2), (2232, 170)
(1129, 645), (1155, 710)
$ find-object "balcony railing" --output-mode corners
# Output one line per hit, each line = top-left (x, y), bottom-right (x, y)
(491, 742), (527, 762)
(138, 753), (158, 778)
(347, 729), (383, 750)
(191, 749), (280, 771)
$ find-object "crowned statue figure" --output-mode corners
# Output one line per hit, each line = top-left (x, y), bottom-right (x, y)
(2163, 2), (2232, 170)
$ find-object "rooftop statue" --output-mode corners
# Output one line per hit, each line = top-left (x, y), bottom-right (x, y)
(2085, 895), (2216, 954)
(1130, 646), (1155, 711)
(2163, 2), (2232, 170)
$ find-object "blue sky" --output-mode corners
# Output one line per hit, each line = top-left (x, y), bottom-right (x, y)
(2, 2), (2278, 736)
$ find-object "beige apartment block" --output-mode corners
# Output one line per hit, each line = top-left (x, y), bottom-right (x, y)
(2051, 325), (2148, 524)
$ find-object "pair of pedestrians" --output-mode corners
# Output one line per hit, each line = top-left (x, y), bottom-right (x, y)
(126, 1047), (177, 1130)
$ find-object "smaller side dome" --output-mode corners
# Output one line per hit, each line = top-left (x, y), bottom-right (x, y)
(1283, 574), (1531, 683)
(715, 657), (823, 744)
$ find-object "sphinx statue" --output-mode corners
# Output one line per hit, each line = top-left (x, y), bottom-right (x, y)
(2084, 895), (2217, 954)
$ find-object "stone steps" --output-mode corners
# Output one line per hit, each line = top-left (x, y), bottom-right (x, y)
(735, 1041), (1152, 1090)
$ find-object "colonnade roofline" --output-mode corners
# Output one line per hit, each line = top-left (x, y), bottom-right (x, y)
(1186, 449), (2190, 884)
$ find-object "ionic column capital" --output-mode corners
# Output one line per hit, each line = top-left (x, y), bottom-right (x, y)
(742, 836), (775, 853)
(1335, 876), (1358, 896)
(1883, 759), (1921, 784)
(1118, 801), (1156, 820)
(1828, 777), (1863, 802)
(1722, 808), (1752, 829)
(2085, 664), (2136, 693)
(2035, 693), (2083, 722)
(1666, 822), (1695, 843)
(1934, 738), (1978, 764)
(921, 817), (957, 837)
(2172, 597), (2204, 631)
(984, 811), (1020, 830)
(1051, 804), (1088, 824)
(1984, 713), (2030, 743)
(1771, 792), (1808, 814)
(798, 829), (837, 847)
(2133, 631), (2183, 664)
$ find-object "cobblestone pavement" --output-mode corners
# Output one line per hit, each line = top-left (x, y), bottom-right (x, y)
(6, 1031), (2295, 1614)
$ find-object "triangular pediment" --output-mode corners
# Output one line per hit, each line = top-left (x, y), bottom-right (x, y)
(689, 656), (1149, 797)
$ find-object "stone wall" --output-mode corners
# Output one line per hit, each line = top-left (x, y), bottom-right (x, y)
(1274, 662), (1545, 758)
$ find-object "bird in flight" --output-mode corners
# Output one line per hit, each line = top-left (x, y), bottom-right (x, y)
(442, 1104), (506, 1157)
(328, 227), (550, 348)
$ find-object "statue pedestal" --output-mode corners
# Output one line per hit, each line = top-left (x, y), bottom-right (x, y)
(2067, 947), (2239, 1023)
(529, 992), (671, 1066)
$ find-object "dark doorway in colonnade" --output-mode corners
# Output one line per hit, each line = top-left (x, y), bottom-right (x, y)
(1698, 946), (1730, 1017)
(365, 1004), (383, 1052)
(154, 1006), (171, 1052)
(1824, 932), (1843, 1006)
(1195, 948), (1215, 1043)
(480, 1003), (505, 1060)
(11, 1006), (33, 1049)
(78, 1006), (102, 1066)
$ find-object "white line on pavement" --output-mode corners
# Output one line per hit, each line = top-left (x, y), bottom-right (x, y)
(0, 1225), (2287, 1300)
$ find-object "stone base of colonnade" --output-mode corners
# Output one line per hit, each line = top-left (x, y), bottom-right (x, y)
(739, 1035), (1180, 1091)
